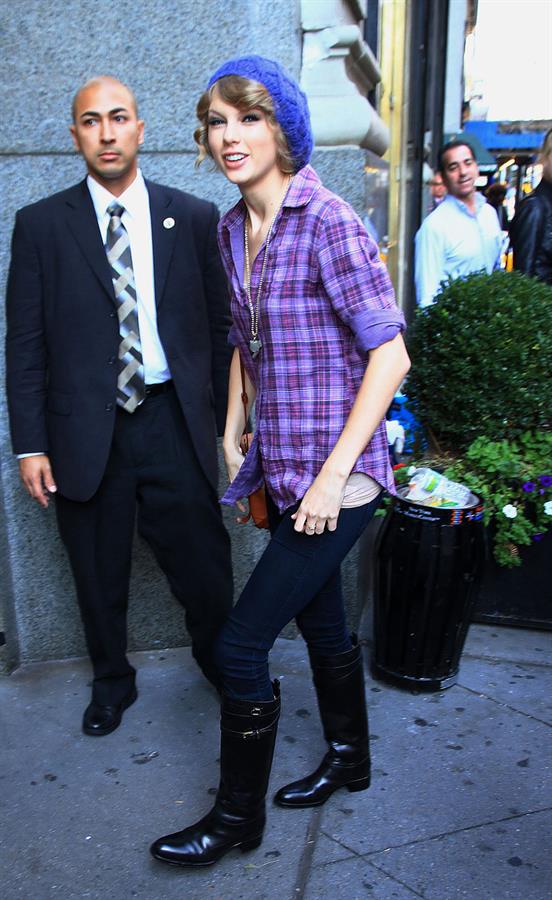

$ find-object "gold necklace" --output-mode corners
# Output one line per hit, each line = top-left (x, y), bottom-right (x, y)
(243, 176), (292, 357)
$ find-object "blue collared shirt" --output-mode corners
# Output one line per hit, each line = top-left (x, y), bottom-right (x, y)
(415, 193), (502, 308)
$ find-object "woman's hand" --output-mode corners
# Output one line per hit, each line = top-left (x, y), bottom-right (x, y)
(224, 441), (248, 520)
(224, 441), (246, 485)
(223, 347), (257, 522)
(292, 468), (347, 535)
(290, 334), (410, 537)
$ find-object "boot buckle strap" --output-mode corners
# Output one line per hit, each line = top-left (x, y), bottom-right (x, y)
(242, 720), (277, 740)
(221, 719), (277, 740)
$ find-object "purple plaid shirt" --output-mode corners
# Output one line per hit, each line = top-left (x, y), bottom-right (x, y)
(219, 165), (406, 512)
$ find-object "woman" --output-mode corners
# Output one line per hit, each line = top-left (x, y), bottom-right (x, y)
(510, 128), (552, 284)
(151, 55), (410, 868)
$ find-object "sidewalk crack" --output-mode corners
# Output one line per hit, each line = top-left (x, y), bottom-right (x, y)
(364, 859), (427, 898)
(462, 652), (552, 671)
(455, 683), (552, 727)
(317, 805), (552, 864)
(306, 831), (425, 898)
(290, 806), (324, 899)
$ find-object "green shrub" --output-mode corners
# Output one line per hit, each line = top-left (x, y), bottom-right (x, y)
(404, 271), (552, 452)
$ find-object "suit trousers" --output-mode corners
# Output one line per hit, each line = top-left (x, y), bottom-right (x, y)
(55, 386), (233, 704)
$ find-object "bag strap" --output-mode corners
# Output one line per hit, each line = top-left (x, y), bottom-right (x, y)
(239, 356), (250, 453)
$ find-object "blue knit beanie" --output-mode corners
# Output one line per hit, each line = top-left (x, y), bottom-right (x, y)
(207, 55), (313, 172)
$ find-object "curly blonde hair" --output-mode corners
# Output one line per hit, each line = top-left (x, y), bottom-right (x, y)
(194, 75), (294, 173)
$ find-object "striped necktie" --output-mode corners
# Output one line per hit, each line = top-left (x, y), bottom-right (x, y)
(105, 202), (145, 412)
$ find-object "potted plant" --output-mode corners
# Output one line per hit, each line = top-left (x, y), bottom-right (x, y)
(371, 271), (552, 690)
(400, 269), (552, 618)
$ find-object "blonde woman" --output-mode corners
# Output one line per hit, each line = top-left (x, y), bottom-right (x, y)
(151, 55), (410, 868)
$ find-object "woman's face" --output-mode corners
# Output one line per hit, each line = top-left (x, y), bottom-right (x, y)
(207, 86), (280, 191)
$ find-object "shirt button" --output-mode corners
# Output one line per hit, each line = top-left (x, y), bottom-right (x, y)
(105, 402), (114, 412)
(109, 311), (116, 318)
(107, 356), (116, 365)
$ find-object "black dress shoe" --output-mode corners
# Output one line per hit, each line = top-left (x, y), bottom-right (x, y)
(82, 686), (138, 736)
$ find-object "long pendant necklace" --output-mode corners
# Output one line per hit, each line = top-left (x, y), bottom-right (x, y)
(243, 176), (292, 358)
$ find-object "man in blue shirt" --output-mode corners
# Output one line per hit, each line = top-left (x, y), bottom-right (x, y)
(415, 140), (502, 308)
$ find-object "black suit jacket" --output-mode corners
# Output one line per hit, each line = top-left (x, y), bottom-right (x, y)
(5, 178), (232, 501)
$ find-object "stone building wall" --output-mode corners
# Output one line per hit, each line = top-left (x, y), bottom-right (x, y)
(0, 0), (384, 672)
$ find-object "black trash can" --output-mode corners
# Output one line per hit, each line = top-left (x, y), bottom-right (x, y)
(373, 488), (485, 691)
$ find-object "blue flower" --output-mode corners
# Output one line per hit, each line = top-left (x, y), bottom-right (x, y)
(522, 481), (535, 493)
(539, 475), (552, 487)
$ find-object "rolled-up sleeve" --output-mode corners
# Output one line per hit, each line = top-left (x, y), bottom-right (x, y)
(317, 203), (405, 352)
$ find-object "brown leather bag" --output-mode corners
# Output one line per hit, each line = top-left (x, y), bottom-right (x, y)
(238, 358), (269, 529)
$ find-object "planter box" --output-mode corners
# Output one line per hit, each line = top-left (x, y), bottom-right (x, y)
(472, 529), (552, 630)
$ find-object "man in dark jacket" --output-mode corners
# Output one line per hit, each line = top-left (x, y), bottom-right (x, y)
(6, 76), (233, 736)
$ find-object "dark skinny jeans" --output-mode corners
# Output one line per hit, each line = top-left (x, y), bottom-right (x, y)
(214, 492), (381, 700)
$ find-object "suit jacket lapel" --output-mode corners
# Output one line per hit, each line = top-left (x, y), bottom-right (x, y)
(65, 180), (116, 303)
(146, 179), (177, 309)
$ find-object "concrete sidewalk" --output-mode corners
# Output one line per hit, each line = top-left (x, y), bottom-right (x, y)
(1, 625), (550, 900)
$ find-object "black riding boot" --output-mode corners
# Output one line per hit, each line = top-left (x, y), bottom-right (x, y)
(150, 684), (280, 867)
(274, 642), (370, 808)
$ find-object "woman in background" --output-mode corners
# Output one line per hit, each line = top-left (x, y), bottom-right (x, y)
(151, 55), (410, 868)
(510, 128), (552, 284)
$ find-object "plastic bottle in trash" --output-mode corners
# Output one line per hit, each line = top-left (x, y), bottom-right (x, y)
(405, 467), (472, 508)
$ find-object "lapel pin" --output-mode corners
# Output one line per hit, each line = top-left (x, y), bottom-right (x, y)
(163, 217), (175, 229)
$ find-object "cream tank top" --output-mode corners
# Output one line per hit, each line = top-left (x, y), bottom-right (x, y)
(342, 473), (382, 508)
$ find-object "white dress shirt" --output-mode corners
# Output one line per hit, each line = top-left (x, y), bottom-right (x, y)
(415, 193), (502, 308)
(87, 170), (171, 383)
(18, 171), (170, 458)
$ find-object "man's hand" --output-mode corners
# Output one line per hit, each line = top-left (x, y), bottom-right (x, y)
(19, 455), (57, 508)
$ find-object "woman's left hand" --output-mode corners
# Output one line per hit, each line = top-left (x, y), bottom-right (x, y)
(291, 469), (347, 535)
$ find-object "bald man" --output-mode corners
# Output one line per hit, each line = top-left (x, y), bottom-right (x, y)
(6, 76), (233, 735)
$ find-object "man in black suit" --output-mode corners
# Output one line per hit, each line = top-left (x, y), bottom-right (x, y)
(5, 76), (233, 735)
